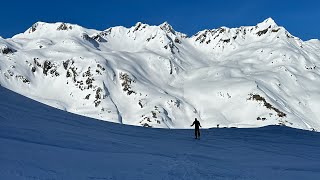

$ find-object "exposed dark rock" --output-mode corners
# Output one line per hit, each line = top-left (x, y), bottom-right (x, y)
(94, 100), (101, 107)
(164, 41), (179, 54)
(272, 28), (280, 32)
(143, 123), (152, 127)
(219, 28), (225, 33)
(1, 46), (16, 54)
(66, 71), (71, 78)
(43, 60), (53, 75)
(34, 58), (41, 67)
(174, 38), (181, 44)
(257, 29), (268, 36)
(83, 67), (92, 77)
(57, 23), (72, 31)
(248, 93), (286, 117)
(91, 34), (107, 42)
(133, 22), (146, 33)
(221, 39), (230, 43)
(160, 22), (175, 35)
(195, 30), (208, 43)
(96, 70), (102, 75)
(63, 59), (74, 70)
(85, 94), (91, 100)
(16, 75), (30, 84)
(86, 77), (94, 85)
(97, 64), (105, 71)
(7, 70), (14, 76)
(29, 23), (38, 33)
(93, 87), (103, 107)
(151, 111), (157, 118)
(119, 72), (135, 95)
(285, 32), (293, 38)
(66, 66), (78, 82)
(138, 100), (143, 108)
(99, 28), (112, 37)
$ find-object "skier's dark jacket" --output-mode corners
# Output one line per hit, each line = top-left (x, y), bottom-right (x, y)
(191, 119), (201, 129)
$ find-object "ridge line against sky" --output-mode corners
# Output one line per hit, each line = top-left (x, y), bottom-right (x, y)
(0, 0), (319, 40)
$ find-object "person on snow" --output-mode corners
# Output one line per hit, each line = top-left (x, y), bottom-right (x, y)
(191, 118), (202, 139)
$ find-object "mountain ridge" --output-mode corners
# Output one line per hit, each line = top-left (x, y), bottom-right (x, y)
(14, 17), (283, 38)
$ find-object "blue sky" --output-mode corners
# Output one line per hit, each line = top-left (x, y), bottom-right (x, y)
(0, 0), (319, 40)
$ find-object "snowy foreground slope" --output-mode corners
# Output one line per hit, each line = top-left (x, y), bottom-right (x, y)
(1, 86), (320, 179)
(1, 18), (320, 130)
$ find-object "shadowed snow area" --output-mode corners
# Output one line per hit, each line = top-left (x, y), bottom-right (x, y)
(1, 86), (320, 179)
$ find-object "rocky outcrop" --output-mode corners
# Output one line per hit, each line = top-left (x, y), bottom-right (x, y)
(0, 45), (16, 54)
(57, 23), (73, 31)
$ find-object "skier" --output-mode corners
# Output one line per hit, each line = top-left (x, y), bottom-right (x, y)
(191, 118), (202, 139)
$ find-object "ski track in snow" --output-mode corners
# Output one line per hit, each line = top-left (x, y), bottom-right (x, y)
(1, 86), (320, 179)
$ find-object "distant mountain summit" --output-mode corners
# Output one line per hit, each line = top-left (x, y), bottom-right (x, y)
(1, 18), (319, 131)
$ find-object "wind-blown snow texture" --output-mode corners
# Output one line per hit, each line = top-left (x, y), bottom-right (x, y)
(1, 86), (320, 179)
(1, 18), (320, 130)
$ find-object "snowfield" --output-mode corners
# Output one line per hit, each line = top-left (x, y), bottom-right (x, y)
(1, 18), (320, 130)
(1, 85), (320, 179)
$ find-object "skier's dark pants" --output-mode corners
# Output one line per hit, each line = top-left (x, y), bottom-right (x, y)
(195, 127), (200, 138)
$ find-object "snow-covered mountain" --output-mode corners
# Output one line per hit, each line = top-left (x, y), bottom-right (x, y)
(1, 18), (320, 130)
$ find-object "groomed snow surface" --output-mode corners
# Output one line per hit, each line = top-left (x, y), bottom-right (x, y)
(1, 86), (320, 179)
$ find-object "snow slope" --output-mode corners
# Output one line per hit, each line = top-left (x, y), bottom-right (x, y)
(1, 85), (320, 179)
(1, 18), (320, 130)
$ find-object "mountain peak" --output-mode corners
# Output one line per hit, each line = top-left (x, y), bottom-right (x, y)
(159, 21), (175, 34)
(11, 21), (98, 39)
(130, 22), (150, 33)
(256, 17), (278, 29)
(26, 22), (75, 34)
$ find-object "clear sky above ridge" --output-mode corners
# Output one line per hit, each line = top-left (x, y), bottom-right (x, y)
(1, 0), (319, 40)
